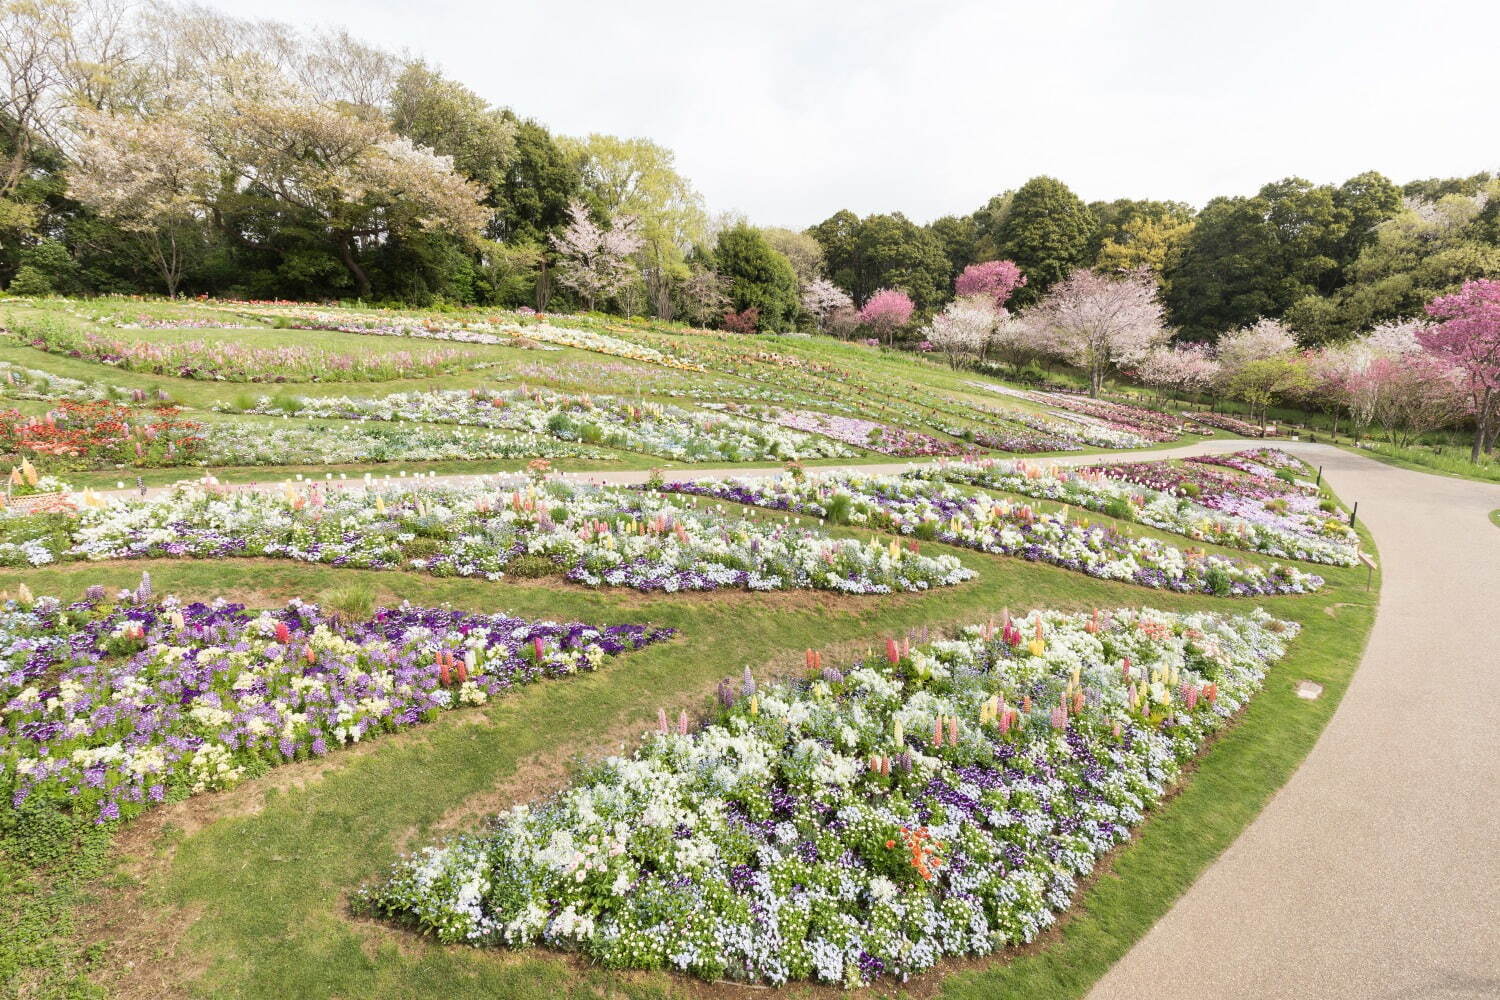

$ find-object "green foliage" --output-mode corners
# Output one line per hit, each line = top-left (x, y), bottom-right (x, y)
(984, 176), (1097, 300)
(808, 210), (950, 310)
(713, 225), (800, 330)
(6, 265), (53, 296)
(505, 553), (559, 578)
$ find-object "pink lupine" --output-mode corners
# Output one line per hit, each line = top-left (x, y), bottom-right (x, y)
(932, 717), (944, 747)
(532, 637), (545, 662)
(1050, 706), (1067, 729)
(946, 716), (958, 745)
(275, 621), (291, 644)
(677, 711), (689, 736)
(886, 638), (900, 664)
(657, 708), (669, 733)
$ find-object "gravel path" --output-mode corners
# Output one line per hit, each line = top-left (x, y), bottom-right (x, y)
(1091, 441), (1500, 1000)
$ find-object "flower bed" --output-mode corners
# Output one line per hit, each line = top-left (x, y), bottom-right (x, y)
(22, 481), (972, 594)
(196, 422), (617, 467)
(652, 474), (1324, 596)
(0, 585), (674, 823)
(1092, 451), (1349, 549)
(0, 401), (203, 469)
(742, 408), (963, 457)
(911, 458), (1358, 566)
(230, 388), (855, 463)
(1033, 393), (1184, 441)
(21, 324), (484, 382)
(361, 606), (1298, 986)
(1185, 413), (1271, 437)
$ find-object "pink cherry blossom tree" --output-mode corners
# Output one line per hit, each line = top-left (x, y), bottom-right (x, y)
(550, 198), (644, 312)
(1023, 267), (1168, 396)
(1137, 343), (1220, 404)
(1365, 355), (1467, 446)
(858, 288), (914, 345)
(954, 260), (1025, 307)
(1419, 279), (1500, 460)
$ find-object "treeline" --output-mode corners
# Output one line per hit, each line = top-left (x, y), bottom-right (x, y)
(1, 1), (1497, 345)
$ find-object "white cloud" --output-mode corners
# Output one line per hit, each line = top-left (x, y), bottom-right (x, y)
(204, 0), (1500, 226)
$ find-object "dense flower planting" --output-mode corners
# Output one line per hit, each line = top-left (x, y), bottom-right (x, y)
(195, 422), (618, 467)
(0, 361), (122, 403)
(1032, 393), (1185, 443)
(14, 481), (972, 593)
(1185, 413), (1271, 437)
(731, 407), (964, 457)
(911, 456), (1358, 566)
(0, 401), (202, 469)
(652, 473), (1324, 596)
(1090, 450), (1351, 550)
(0, 585), (674, 823)
(22, 323), (484, 382)
(230, 388), (855, 463)
(362, 606), (1298, 986)
(962, 384), (1148, 450)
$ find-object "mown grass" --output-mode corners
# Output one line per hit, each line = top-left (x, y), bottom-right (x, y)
(0, 504), (1377, 1000)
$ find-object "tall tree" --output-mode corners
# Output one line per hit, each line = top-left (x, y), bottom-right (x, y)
(1419, 278), (1500, 461)
(549, 197), (642, 311)
(1024, 267), (1167, 396)
(989, 176), (1096, 301)
(713, 224), (800, 330)
(760, 226), (822, 284)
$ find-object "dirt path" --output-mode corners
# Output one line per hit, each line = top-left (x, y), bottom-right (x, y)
(1090, 442), (1500, 1000)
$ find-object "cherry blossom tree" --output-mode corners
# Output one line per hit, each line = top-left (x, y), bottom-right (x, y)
(987, 311), (1039, 371)
(550, 198), (644, 312)
(1137, 343), (1219, 404)
(1419, 279), (1500, 460)
(1366, 355), (1467, 446)
(954, 259), (1025, 307)
(801, 277), (853, 333)
(68, 111), (216, 296)
(925, 296), (995, 368)
(1023, 267), (1168, 396)
(858, 288), (914, 345)
(1215, 317), (1298, 375)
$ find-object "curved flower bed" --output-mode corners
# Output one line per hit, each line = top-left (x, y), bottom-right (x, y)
(22, 482), (971, 594)
(724, 407), (963, 457)
(196, 422), (618, 467)
(0, 586), (674, 823)
(654, 474), (1324, 596)
(362, 607), (1298, 986)
(1186, 412), (1270, 437)
(229, 388), (855, 463)
(910, 457), (1358, 566)
(21, 325), (483, 383)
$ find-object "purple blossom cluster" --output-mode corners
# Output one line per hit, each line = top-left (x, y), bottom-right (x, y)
(1, 586), (673, 824)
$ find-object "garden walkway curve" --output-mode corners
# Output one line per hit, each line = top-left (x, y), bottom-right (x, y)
(1091, 442), (1500, 1000)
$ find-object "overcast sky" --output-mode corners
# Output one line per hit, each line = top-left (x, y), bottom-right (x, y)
(208, 0), (1499, 228)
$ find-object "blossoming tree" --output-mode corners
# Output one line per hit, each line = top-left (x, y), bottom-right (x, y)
(953, 259), (1025, 307)
(1419, 279), (1500, 461)
(858, 288), (914, 345)
(550, 198), (644, 312)
(925, 296), (995, 368)
(1023, 267), (1168, 396)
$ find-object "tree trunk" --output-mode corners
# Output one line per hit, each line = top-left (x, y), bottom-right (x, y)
(335, 233), (372, 300)
(1471, 387), (1491, 463)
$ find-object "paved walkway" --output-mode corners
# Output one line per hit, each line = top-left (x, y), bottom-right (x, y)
(1092, 442), (1500, 1000)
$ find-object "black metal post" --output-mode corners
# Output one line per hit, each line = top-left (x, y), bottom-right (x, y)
(1316, 465), (1322, 487)
(1349, 501), (1358, 528)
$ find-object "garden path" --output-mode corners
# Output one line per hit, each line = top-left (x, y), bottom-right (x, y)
(1092, 442), (1500, 1000)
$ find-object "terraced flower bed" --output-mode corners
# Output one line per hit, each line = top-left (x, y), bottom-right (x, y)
(7, 481), (972, 594)
(731, 407), (964, 457)
(362, 607), (1297, 986)
(0, 584), (674, 823)
(230, 388), (855, 462)
(652, 473), (1325, 595)
(912, 454), (1358, 565)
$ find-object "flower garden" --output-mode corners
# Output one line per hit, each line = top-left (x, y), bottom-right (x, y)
(0, 297), (1380, 1000)
(361, 606), (1297, 985)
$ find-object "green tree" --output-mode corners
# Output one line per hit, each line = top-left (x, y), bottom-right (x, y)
(1165, 196), (1282, 338)
(925, 214), (979, 287)
(988, 176), (1097, 301)
(1333, 170), (1402, 269)
(713, 224), (799, 330)
(806, 210), (949, 309)
(761, 226), (823, 284)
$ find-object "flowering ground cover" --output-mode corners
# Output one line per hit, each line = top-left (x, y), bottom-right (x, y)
(229, 387), (855, 462)
(912, 456), (1359, 566)
(18, 320), (485, 382)
(1090, 450), (1353, 551)
(362, 606), (1297, 986)
(0, 401), (203, 469)
(723, 406), (964, 457)
(1186, 412), (1271, 437)
(1032, 393), (1185, 442)
(0, 583), (674, 824)
(194, 422), (619, 468)
(10, 480), (972, 593)
(654, 473), (1324, 596)
(0, 361), (127, 403)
